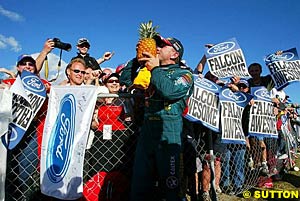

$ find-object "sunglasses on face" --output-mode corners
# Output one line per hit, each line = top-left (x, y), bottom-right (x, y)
(19, 61), (35, 67)
(71, 69), (86, 74)
(157, 42), (171, 48)
(78, 43), (90, 48)
(106, 79), (119, 84)
(237, 83), (248, 88)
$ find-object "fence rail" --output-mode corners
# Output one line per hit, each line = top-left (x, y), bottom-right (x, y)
(3, 93), (284, 201)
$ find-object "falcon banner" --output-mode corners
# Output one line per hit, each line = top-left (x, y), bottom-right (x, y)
(264, 48), (300, 90)
(185, 75), (220, 132)
(40, 86), (97, 200)
(219, 88), (253, 144)
(206, 38), (251, 79)
(2, 71), (46, 149)
(248, 87), (278, 138)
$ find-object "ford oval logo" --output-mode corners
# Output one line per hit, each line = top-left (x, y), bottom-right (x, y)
(8, 125), (18, 142)
(22, 75), (45, 93)
(194, 76), (219, 92)
(222, 88), (247, 103)
(207, 42), (235, 55)
(265, 52), (295, 63)
(2, 125), (18, 147)
(47, 94), (76, 183)
(254, 88), (271, 101)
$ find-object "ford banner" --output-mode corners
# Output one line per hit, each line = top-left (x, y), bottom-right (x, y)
(40, 86), (97, 200)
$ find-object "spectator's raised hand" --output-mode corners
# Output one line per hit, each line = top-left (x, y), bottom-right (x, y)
(102, 51), (114, 61)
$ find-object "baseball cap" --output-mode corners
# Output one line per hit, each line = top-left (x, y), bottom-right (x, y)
(17, 54), (36, 65)
(104, 73), (120, 83)
(154, 35), (184, 60)
(77, 38), (90, 47)
(115, 63), (125, 74)
(238, 79), (249, 88)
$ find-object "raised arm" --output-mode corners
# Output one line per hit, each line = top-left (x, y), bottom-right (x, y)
(194, 44), (214, 74)
(35, 39), (55, 73)
(97, 51), (114, 64)
(0, 67), (16, 78)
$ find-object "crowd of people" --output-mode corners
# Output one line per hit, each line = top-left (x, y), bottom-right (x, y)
(0, 36), (299, 201)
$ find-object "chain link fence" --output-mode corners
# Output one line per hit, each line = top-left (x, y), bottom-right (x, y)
(4, 93), (285, 201)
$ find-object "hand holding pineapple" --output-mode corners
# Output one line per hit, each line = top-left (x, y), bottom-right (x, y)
(138, 52), (159, 71)
(132, 20), (159, 90)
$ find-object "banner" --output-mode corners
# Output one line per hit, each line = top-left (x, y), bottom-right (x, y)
(248, 87), (278, 138)
(40, 86), (97, 200)
(206, 38), (251, 79)
(2, 71), (47, 149)
(264, 48), (300, 90)
(219, 88), (253, 144)
(185, 75), (220, 132)
(0, 89), (12, 201)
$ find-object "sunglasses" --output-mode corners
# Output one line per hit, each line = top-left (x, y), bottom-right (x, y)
(71, 69), (86, 74)
(157, 42), (172, 48)
(237, 83), (248, 88)
(19, 61), (35, 67)
(78, 43), (90, 48)
(106, 79), (119, 84)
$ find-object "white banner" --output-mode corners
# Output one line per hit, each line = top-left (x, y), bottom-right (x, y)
(40, 86), (97, 200)
(0, 89), (12, 201)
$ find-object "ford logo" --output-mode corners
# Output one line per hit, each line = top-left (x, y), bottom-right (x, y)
(1, 125), (18, 148)
(194, 76), (219, 92)
(22, 75), (45, 93)
(254, 88), (271, 101)
(265, 52), (295, 63)
(47, 94), (76, 183)
(221, 88), (247, 103)
(8, 125), (18, 142)
(207, 41), (235, 55)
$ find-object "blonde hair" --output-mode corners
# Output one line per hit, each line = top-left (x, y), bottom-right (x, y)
(65, 58), (87, 79)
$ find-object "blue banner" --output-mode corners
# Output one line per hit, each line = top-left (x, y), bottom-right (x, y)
(205, 38), (251, 79)
(3, 71), (46, 149)
(248, 86), (278, 138)
(185, 75), (220, 132)
(264, 48), (300, 90)
(219, 87), (253, 144)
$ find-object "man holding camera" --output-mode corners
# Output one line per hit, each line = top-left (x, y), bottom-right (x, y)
(71, 38), (114, 72)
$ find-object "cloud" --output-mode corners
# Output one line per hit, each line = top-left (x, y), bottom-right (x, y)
(31, 52), (68, 85)
(0, 34), (22, 52)
(0, 5), (24, 22)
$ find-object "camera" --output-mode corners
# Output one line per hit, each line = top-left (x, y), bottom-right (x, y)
(52, 38), (72, 51)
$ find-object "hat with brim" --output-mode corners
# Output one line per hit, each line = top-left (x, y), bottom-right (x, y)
(154, 35), (184, 60)
(238, 79), (249, 88)
(104, 73), (120, 83)
(77, 38), (90, 47)
(17, 54), (36, 65)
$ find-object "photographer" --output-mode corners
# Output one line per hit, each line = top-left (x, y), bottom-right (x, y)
(71, 38), (114, 72)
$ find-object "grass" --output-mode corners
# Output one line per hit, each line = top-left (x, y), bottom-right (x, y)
(217, 153), (300, 201)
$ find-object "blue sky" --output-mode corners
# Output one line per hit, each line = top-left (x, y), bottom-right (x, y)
(0, 0), (300, 103)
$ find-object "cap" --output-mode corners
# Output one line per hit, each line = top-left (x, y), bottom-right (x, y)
(115, 64), (125, 74)
(77, 38), (90, 46)
(238, 79), (249, 88)
(17, 54), (36, 65)
(104, 73), (120, 83)
(154, 35), (184, 60)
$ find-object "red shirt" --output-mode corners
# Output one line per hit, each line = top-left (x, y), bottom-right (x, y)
(97, 104), (126, 131)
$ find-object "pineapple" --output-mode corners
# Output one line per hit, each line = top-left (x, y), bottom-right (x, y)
(132, 20), (159, 90)
(136, 20), (159, 59)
